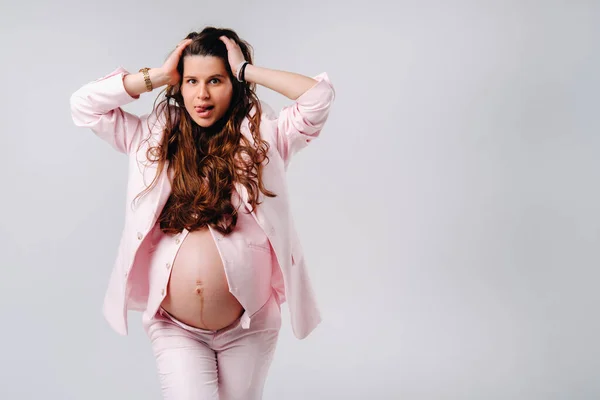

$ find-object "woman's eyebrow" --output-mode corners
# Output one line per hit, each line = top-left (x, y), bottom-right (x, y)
(183, 74), (227, 79)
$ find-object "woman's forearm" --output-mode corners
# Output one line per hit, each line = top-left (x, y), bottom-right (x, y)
(243, 65), (317, 101)
(123, 68), (170, 98)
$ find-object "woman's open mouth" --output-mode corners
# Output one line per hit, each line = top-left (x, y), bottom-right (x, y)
(194, 106), (214, 118)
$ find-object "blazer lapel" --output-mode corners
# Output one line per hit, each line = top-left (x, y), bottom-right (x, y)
(135, 160), (172, 227)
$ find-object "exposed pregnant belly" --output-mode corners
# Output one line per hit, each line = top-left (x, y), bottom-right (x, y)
(160, 227), (244, 331)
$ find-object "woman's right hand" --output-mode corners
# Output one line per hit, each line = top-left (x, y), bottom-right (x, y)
(160, 39), (194, 86)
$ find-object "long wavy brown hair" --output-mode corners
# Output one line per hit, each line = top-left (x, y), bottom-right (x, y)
(134, 27), (276, 235)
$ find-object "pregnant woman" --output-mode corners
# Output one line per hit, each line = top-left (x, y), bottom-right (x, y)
(69, 26), (334, 399)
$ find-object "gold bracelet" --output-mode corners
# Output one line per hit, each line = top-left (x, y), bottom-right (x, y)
(138, 67), (153, 92)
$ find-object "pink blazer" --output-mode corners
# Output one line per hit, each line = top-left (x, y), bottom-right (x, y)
(70, 67), (335, 339)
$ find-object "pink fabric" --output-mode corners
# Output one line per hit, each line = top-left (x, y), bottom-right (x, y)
(70, 67), (335, 339)
(143, 291), (281, 399)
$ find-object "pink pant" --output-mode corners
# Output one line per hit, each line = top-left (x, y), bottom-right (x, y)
(143, 292), (281, 399)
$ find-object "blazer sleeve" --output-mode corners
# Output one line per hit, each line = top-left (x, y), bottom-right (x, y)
(69, 66), (144, 154)
(272, 72), (335, 167)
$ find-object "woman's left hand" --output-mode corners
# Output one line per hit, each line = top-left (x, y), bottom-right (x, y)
(219, 36), (246, 77)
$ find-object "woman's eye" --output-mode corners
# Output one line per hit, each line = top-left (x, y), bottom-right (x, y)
(210, 78), (220, 84)
(186, 79), (196, 84)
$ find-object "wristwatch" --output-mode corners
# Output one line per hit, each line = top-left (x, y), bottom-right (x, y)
(138, 67), (153, 92)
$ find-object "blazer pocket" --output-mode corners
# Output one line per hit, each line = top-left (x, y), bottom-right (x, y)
(247, 242), (271, 254)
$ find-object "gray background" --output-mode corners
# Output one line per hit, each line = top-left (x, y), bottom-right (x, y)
(1, 0), (599, 398)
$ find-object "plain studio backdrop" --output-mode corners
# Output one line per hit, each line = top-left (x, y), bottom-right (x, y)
(1, 0), (599, 398)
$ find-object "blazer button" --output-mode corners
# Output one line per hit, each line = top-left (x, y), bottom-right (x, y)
(175, 238), (181, 245)
(161, 289), (165, 296)
(137, 232), (143, 240)
(165, 262), (171, 269)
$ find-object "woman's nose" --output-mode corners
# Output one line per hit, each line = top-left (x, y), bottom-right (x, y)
(197, 84), (209, 99)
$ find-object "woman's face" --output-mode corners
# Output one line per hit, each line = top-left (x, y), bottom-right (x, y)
(181, 55), (233, 128)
